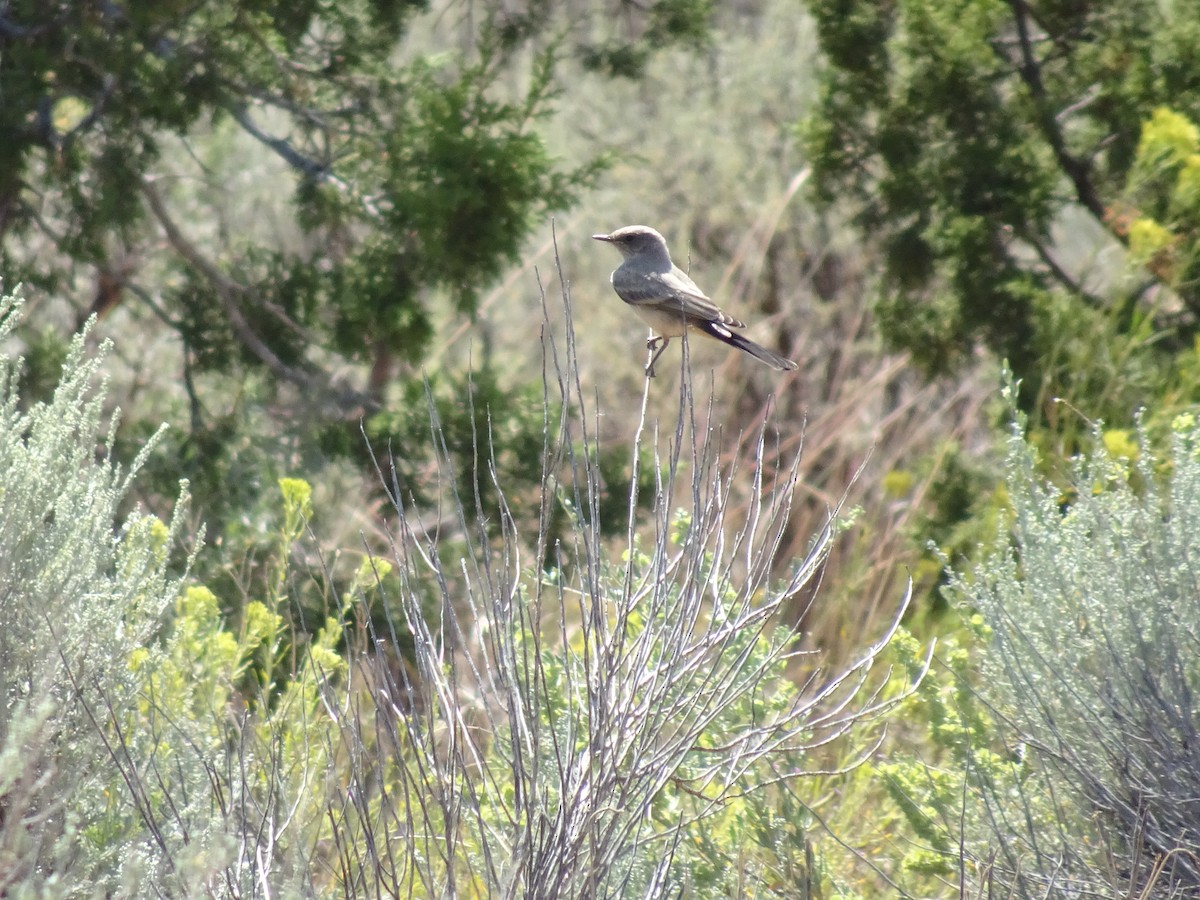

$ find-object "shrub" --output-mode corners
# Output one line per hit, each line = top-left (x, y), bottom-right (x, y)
(0, 292), (194, 893)
(892, 376), (1200, 897)
(320, 268), (924, 896)
(0, 270), (921, 895)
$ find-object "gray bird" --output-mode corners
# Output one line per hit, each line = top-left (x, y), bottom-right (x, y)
(593, 225), (798, 378)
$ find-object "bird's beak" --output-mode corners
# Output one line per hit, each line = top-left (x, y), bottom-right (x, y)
(591, 233), (612, 242)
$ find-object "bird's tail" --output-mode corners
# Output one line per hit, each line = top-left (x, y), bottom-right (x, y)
(700, 320), (798, 371)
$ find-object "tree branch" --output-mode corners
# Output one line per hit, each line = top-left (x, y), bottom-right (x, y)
(139, 177), (377, 414)
(225, 103), (332, 182)
(1020, 233), (1107, 310)
(1003, 0), (1112, 231)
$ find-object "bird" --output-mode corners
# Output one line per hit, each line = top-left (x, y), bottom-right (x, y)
(592, 225), (798, 378)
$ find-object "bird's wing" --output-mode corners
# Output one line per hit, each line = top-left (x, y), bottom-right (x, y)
(616, 267), (744, 327)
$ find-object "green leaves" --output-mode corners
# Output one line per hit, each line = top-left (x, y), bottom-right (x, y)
(801, 0), (1200, 408)
(578, 0), (716, 77)
(0, 0), (634, 543)
(0, 0), (598, 379)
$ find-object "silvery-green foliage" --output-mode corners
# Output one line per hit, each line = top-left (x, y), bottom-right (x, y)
(948, 378), (1200, 897)
(0, 293), (193, 896)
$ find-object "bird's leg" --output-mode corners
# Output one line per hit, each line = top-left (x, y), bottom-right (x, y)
(645, 336), (670, 378)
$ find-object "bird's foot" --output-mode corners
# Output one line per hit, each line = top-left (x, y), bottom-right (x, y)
(644, 335), (669, 378)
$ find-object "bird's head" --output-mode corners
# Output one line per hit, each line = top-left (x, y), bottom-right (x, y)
(592, 225), (671, 261)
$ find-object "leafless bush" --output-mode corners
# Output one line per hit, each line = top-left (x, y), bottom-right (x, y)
(323, 241), (924, 897)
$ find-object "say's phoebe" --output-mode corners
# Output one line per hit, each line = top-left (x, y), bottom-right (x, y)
(593, 225), (798, 378)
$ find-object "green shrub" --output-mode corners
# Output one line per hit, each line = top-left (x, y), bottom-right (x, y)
(0, 292), (194, 893)
(892, 375), (1200, 897)
(0, 293), (362, 895)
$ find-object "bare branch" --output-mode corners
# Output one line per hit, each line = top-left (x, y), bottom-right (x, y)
(139, 177), (376, 414)
(1001, 0), (1111, 229)
(333, 234), (921, 896)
